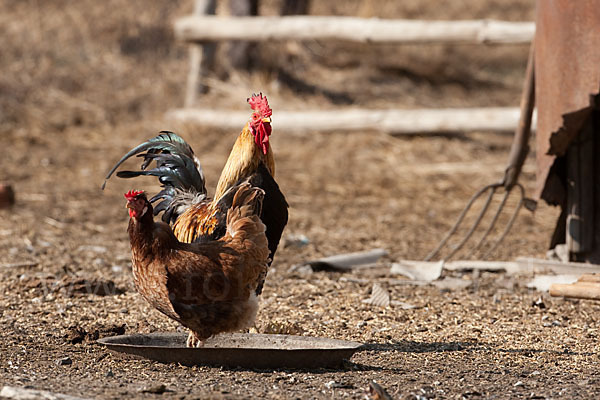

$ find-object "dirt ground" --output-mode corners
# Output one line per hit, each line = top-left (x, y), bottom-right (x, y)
(2, 1), (600, 399)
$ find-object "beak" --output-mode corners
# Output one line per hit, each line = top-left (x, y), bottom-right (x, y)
(262, 117), (271, 123)
(126, 202), (133, 209)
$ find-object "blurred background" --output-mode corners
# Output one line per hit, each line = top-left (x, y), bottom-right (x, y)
(0, 0), (551, 267)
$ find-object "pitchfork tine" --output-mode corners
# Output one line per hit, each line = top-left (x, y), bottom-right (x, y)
(464, 186), (513, 258)
(481, 183), (525, 259)
(441, 183), (502, 261)
(424, 182), (501, 261)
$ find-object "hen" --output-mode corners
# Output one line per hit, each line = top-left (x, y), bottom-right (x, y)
(103, 94), (287, 295)
(124, 183), (269, 347)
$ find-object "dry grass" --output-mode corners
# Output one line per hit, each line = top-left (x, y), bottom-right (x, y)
(0, 0), (191, 135)
(0, 0), (534, 136)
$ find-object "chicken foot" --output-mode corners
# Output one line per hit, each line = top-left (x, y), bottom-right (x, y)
(186, 331), (205, 348)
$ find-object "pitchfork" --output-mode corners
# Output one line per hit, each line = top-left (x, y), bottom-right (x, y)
(425, 42), (537, 262)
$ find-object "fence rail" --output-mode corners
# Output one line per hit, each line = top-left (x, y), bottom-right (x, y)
(166, 107), (537, 134)
(175, 16), (534, 44)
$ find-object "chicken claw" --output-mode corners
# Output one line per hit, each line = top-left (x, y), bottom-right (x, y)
(186, 332), (205, 348)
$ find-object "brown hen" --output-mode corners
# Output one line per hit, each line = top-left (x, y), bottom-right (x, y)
(124, 182), (269, 347)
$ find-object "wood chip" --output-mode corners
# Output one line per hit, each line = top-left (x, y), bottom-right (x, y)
(76, 245), (108, 254)
(1, 261), (39, 269)
(44, 217), (66, 229)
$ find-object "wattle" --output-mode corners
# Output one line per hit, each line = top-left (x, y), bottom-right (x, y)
(252, 122), (271, 155)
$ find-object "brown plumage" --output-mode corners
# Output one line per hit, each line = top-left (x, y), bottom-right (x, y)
(103, 94), (288, 296)
(125, 183), (269, 347)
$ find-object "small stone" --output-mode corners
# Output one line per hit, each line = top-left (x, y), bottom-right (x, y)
(140, 384), (167, 394)
(531, 297), (546, 309)
(77, 245), (108, 253)
(0, 184), (15, 208)
(106, 369), (114, 377)
(325, 381), (354, 389)
(514, 381), (524, 387)
(288, 264), (313, 276)
(283, 233), (310, 248)
(55, 356), (72, 366)
(65, 326), (87, 344)
(93, 258), (107, 267)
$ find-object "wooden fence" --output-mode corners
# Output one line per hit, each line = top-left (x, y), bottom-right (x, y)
(170, 8), (535, 134)
(166, 107), (537, 135)
(175, 16), (534, 44)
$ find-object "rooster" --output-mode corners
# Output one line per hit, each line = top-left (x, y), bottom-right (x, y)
(124, 184), (269, 347)
(103, 94), (288, 294)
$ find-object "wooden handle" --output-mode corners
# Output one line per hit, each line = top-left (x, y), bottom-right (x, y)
(550, 282), (600, 300)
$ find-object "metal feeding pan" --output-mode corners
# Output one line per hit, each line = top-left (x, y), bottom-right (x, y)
(98, 332), (363, 369)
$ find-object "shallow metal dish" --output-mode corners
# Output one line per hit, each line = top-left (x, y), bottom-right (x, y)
(98, 332), (363, 369)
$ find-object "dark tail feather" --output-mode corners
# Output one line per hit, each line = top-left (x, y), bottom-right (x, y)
(102, 131), (205, 194)
(116, 153), (200, 190)
(102, 131), (206, 223)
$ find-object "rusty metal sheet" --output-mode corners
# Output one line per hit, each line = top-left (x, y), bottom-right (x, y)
(534, 0), (600, 200)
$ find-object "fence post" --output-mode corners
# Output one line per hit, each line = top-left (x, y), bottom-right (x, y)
(184, 0), (216, 107)
(226, 0), (258, 72)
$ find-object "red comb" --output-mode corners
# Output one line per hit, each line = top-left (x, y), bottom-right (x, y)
(124, 189), (144, 201)
(247, 93), (272, 118)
